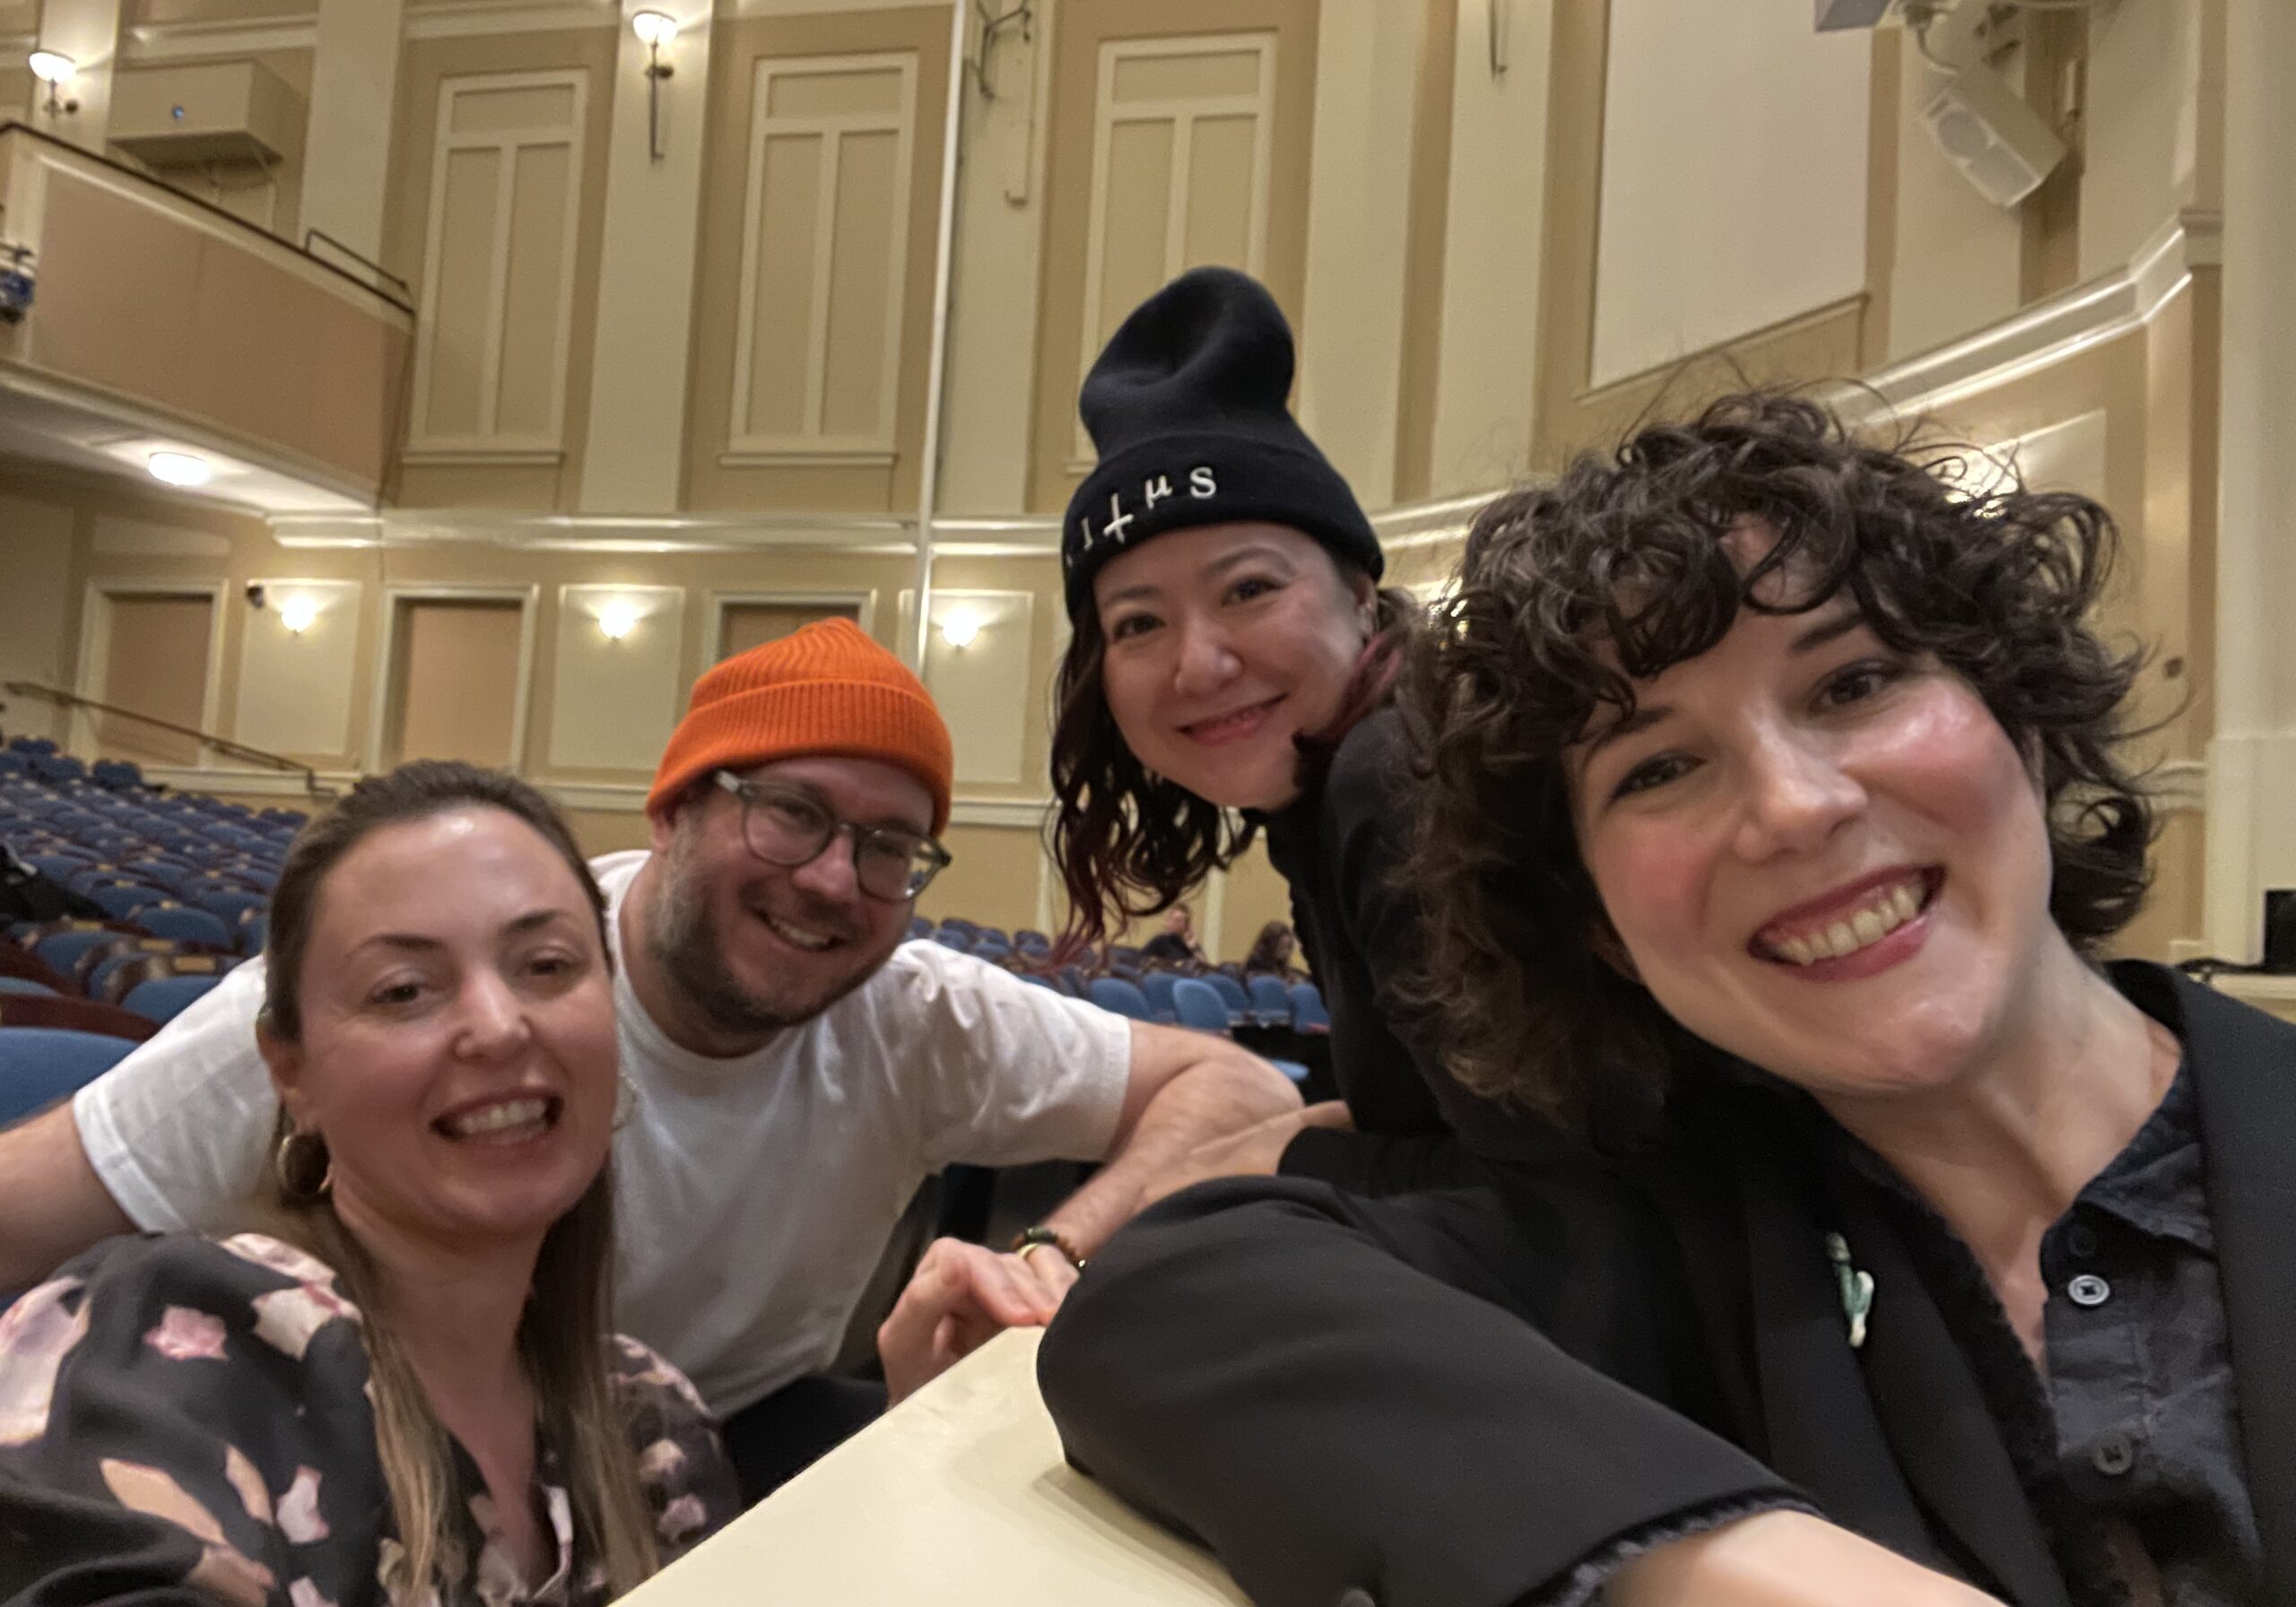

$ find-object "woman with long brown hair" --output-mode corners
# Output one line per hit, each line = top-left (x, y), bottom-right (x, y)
(1048, 265), (1557, 1195)
(0, 761), (734, 1603)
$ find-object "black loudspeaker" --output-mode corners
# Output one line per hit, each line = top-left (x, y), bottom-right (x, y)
(2265, 890), (2296, 975)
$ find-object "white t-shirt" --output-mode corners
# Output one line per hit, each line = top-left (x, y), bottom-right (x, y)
(73, 849), (1132, 1417)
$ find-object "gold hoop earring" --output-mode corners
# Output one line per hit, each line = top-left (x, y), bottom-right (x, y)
(274, 1129), (333, 1202)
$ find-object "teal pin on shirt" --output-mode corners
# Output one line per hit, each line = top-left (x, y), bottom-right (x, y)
(1825, 1231), (1875, 1350)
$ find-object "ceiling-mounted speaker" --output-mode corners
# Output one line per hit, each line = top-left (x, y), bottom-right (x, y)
(1815, 0), (1893, 30)
(1918, 65), (2067, 208)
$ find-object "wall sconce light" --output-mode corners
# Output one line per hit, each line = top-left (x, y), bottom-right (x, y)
(27, 50), (78, 118)
(938, 612), (981, 649)
(631, 12), (676, 161)
(597, 599), (642, 641)
(278, 598), (319, 636)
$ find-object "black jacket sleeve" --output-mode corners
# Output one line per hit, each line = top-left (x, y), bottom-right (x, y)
(1038, 1177), (1805, 1607)
(1277, 713), (1561, 1195)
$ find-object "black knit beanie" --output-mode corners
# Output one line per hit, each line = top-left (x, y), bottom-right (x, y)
(1061, 266), (1382, 622)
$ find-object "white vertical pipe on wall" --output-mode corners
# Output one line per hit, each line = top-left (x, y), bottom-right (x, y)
(301, 0), (406, 267)
(2203, 0), (2296, 961)
(904, 0), (972, 670)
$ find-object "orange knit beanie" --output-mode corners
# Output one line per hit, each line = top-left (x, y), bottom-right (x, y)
(647, 619), (954, 832)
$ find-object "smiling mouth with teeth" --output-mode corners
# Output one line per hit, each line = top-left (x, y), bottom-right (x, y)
(760, 911), (839, 952)
(436, 1096), (560, 1142)
(1757, 872), (1939, 967)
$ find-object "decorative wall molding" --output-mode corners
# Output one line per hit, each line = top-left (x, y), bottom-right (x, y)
(726, 50), (918, 465)
(404, 2), (616, 41)
(1835, 211), (2215, 424)
(122, 16), (320, 63)
(405, 68), (589, 463)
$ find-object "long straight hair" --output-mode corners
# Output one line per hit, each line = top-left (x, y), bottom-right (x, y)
(256, 761), (659, 1598)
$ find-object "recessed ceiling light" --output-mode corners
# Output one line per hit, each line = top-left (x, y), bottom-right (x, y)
(146, 450), (213, 487)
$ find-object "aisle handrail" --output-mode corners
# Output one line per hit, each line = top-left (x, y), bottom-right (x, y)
(3, 681), (336, 800)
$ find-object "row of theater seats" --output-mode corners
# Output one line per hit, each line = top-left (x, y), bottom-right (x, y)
(906, 914), (1326, 1084)
(0, 734), (297, 1125)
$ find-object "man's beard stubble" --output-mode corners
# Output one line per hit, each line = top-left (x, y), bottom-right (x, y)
(647, 826), (891, 1040)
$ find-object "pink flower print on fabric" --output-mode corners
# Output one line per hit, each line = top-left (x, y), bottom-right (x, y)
(0, 1276), (90, 1446)
(187, 1544), (277, 1607)
(217, 1233), (338, 1288)
(144, 1306), (228, 1362)
(657, 1492), (708, 1544)
(102, 1456), (228, 1541)
(100, 1457), (279, 1605)
(224, 1445), (274, 1526)
(612, 1335), (709, 1417)
(636, 1438), (686, 1483)
(278, 1465), (328, 1544)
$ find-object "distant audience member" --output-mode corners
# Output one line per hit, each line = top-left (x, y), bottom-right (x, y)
(1049, 266), (1559, 1195)
(1140, 904), (1207, 968)
(1242, 920), (1302, 978)
(0, 622), (1299, 1503)
(0, 764), (735, 1601)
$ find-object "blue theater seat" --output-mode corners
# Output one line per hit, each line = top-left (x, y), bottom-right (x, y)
(121, 974), (223, 1025)
(0, 1028), (135, 1125)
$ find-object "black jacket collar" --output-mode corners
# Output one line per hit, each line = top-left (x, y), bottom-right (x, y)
(1716, 962), (2294, 1606)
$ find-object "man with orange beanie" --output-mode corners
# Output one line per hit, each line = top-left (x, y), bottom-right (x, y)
(4, 620), (1301, 1501)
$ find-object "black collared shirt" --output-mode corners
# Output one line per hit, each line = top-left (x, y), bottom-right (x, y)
(1831, 1066), (2266, 1605)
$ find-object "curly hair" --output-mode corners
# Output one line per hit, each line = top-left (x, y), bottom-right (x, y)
(1406, 391), (2154, 1127)
(1048, 579), (1419, 954)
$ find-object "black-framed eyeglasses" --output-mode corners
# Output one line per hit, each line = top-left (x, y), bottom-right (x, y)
(713, 770), (952, 902)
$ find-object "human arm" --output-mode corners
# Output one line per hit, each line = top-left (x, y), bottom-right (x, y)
(0, 1101), (135, 1293)
(1035, 1176), (1816, 1607)
(1608, 1511), (2005, 1607)
(1274, 710), (1544, 1195)
(878, 1016), (1300, 1401)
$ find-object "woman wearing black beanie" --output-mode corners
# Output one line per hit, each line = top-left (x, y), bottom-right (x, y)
(1047, 265), (1556, 1196)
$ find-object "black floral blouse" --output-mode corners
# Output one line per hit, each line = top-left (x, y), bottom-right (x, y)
(0, 1231), (739, 1605)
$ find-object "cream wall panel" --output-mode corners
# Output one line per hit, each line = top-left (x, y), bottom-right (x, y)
(575, 0), (714, 515)
(1429, 0), (1550, 495)
(1590, 0), (1869, 388)
(727, 51), (918, 465)
(407, 69), (587, 461)
(235, 578), (361, 760)
(301, 0), (404, 266)
(551, 583), (686, 772)
(1886, 43), (2022, 361)
(937, 0), (1054, 514)
(1073, 33), (1275, 466)
(924, 588), (1032, 786)
(2080, 0), (2203, 283)
(0, 497), (78, 738)
(1297, 0), (1422, 509)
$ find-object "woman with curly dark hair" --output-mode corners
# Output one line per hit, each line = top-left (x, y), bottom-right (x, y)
(1041, 394), (2293, 1607)
(1048, 265), (1561, 1194)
